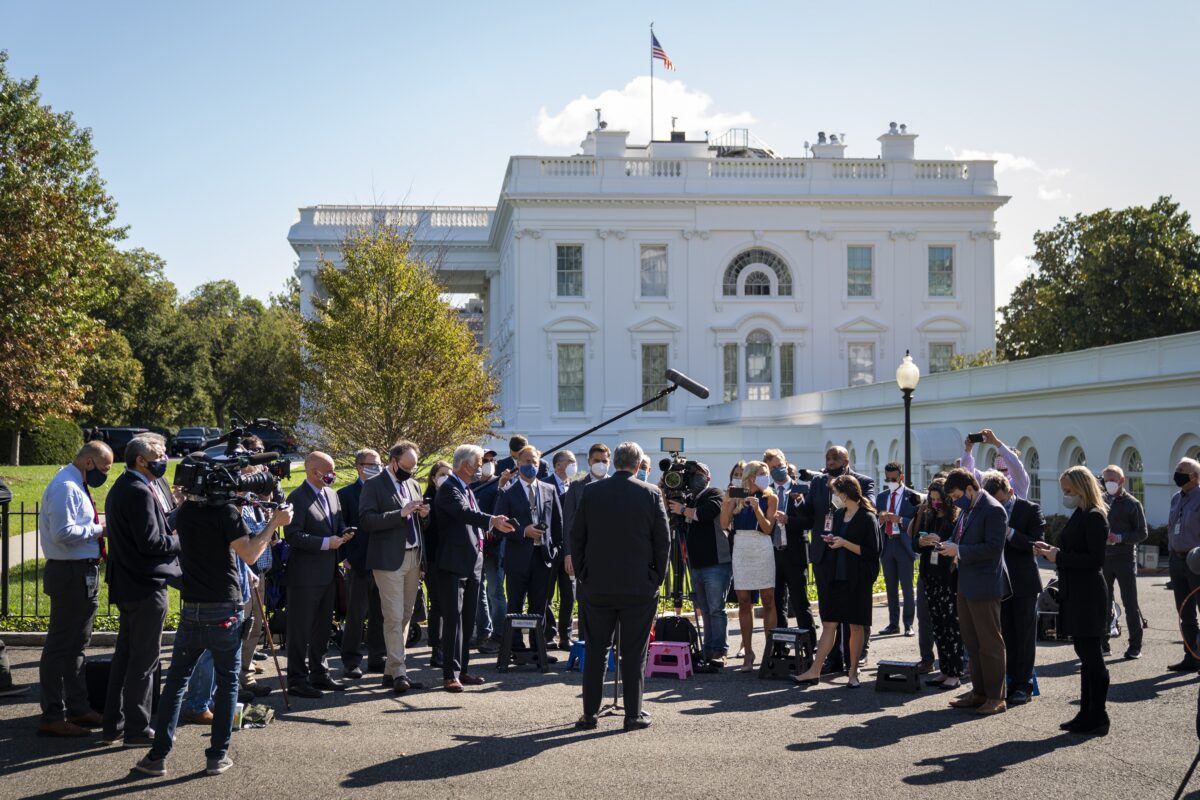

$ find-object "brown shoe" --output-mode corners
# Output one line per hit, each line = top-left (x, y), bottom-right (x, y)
(916, 659), (935, 675)
(181, 709), (214, 725)
(976, 699), (1008, 715)
(443, 679), (464, 693)
(67, 710), (103, 728)
(460, 674), (485, 687)
(38, 720), (90, 737)
(949, 693), (987, 709)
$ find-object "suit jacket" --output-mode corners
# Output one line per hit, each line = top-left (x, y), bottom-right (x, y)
(876, 486), (921, 559)
(799, 469), (876, 565)
(954, 490), (1011, 602)
(337, 479), (368, 571)
(771, 480), (809, 566)
(570, 472), (670, 598)
(495, 477), (563, 575)
(284, 481), (345, 587)
(104, 470), (181, 603)
(1004, 498), (1046, 598)
(360, 470), (427, 573)
(434, 474), (493, 579)
(422, 482), (441, 563)
(1055, 506), (1109, 637)
(154, 475), (180, 530)
(561, 474), (601, 556)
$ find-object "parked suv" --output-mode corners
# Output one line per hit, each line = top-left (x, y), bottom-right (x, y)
(97, 427), (150, 461)
(202, 423), (298, 456)
(172, 427), (209, 456)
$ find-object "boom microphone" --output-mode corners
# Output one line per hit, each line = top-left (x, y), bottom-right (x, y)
(664, 368), (710, 400)
(249, 451), (282, 465)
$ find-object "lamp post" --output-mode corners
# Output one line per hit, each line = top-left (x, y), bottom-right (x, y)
(896, 350), (921, 488)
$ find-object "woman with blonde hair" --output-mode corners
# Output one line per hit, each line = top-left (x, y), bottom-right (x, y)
(1034, 466), (1111, 736)
(720, 460), (778, 671)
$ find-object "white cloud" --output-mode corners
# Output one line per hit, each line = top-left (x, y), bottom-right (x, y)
(1037, 185), (1068, 201)
(946, 146), (1069, 201)
(536, 77), (755, 148)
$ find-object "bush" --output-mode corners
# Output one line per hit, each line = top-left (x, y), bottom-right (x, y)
(20, 418), (84, 466)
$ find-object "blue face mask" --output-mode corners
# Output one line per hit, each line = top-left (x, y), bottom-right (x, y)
(147, 458), (168, 479)
(636, 469), (648, 481)
(770, 467), (789, 483)
(953, 495), (971, 511)
(519, 464), (538, 480)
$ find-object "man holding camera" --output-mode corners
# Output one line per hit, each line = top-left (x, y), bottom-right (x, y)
(666, 463), (728, 670)
(134, 474), (291, 776)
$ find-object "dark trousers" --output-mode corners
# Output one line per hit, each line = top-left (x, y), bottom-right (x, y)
(507, 562), (552, 646)
(1104, 557), (1143, 650)
(881, 542), (916, 628)
(424, 571), (442, 658)
(958, 595), (1006, 701)
(916, 573), (935, 663)
(580, 593), (657, 720)
(1000, 593), (1038, 694)
(39, 559), (99, 722)
(102, 588), (168, 739)
(286, 580), (334, 685)
(438, 570), (480, 681)
(1170, 552), (1200, 662)
(1073, 635), (1109, 719)
(543, 554), (576, 644)
(341, 566), (385, 668)
(773, 549), (812, 628)
(0, 636), (13, 689)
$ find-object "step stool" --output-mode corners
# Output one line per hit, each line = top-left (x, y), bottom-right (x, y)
(1005, 669), (1041, 697)
(645, 641), (693, 680)
(757, 628), (813, 680)
(875, 659), (921, 693)
(496, 613), (549, 672)
(566, 641), (615, 673)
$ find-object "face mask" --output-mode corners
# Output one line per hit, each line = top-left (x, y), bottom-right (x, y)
(1062, 494), (1080, 510)
(826, 465), (846, 478)
(590, 462), (609, 479)
(689, 475), (710, 494)
(754, 474), (771, 490)
(953, 495), (970, 511)
(480, 462), (496, 480)
(85, 464), (109, 488)
(931, 499), (943, 510)
(1175, 471), (1193, 488)
(519, 464), (538, 480)
(884, 481), (900, 493)
(830, 494), (846, 510)
(322, 472), (336, 486)
(362, 465), (382, 480)
(565, 463), (578, 478)
(148, 458), (168, 479)
(435, 475), (448, 488)
(636, 469), (649, 481)
(1104, 480), (1119, 495)
(393, 465), (412, 482)
(731, 474), (743, 484)
(770, 467), (789, 483)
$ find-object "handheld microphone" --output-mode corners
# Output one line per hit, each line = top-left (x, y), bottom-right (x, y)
(664, 368), (710, 400)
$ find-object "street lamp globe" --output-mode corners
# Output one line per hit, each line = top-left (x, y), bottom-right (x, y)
(896, 350), (921, 391)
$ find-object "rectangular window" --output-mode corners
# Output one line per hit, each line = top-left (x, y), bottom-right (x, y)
(848, 343), (875, 387)
(640, 344), (669, 412)
(639, 245), (668, 297)
(847, 246), (873, 297)
(556, 244), (584, 297)
(780, 343), (795, 397)
(928, 246), (954, 297)
(556, 343), (585, 412)
(929, 342), (955, 374)
(723, 343), (738, 402)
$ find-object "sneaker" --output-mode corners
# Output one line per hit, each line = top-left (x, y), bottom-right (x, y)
(253, 651), (268, 661)
(134, 756), (167, 777)
(206, 756), (234, 775)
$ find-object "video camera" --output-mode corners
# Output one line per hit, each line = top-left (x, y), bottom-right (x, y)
(172, 415), (292, 506)
(658, 437), (708, 510)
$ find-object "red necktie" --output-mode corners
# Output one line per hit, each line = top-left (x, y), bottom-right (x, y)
(83, 483), (106, 561)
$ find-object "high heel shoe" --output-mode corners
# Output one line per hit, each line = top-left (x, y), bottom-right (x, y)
(846, 675), (861, 689)
(793, 674), (820, 687)
(735, 651), (756, 672)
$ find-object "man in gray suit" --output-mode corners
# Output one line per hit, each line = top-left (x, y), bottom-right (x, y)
(938, 467), (1011, 716)
(570, 441), (669, 732)
(360, 440), (430, 694)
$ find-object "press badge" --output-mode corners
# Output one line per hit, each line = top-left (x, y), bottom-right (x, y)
(930, 550), (939, 565)
(85, 570), (98, 595)
(824, 513), (834, 533)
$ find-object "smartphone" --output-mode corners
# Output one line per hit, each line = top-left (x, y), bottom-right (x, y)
(343, 527), (357, 539)
(728, 487), (748, 499)
(967, 432), (985, 444)
(534, 522), (548, 531)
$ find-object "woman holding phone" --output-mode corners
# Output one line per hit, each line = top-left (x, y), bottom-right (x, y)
(720, 460), (778, 671)
(793, 475), (880, 688)
(910, 478), (965, 688)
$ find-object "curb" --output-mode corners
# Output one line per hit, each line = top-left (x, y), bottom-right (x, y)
(2, 631), (177, 647)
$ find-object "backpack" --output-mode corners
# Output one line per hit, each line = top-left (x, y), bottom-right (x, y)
(654, 615), (702, 662)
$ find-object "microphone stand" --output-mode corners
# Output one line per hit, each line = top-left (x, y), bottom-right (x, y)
(543, 385), (678, 455)
(597, 623), (622, 718)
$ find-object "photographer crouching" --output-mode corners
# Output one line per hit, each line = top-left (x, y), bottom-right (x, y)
(134, 455), (292, 777)
(665, 463), (730, 671)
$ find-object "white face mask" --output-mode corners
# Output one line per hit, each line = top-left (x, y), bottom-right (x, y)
(434, 475), (448, 488)
(831, 494), (846, 510)
(360, 465), (382, 479)
(480, 462), (496, 480)
(565, 463), (578, 478)
(1104, 480), (1120, 495)
(885, 481), (900, 492)
(590, 461), (609, 479)
(1062, 494), (1080, 510)
(751, 474), (769, 490)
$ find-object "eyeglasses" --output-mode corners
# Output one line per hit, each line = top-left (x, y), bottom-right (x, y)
(250, 448), (265, 454)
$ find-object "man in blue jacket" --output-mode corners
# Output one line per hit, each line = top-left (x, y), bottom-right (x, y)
(876, 462), (921, 637)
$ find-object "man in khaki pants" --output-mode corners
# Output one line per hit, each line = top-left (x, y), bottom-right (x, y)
(360, 441), (430, 694)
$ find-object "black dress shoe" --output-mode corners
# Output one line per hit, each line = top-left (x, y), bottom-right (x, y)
(393, 677), (425, 694)
(1068, 713), (1110, 736)
(623, 712), (652, 732)
(1060, 713), (1086, 731)
(1168, 659), (1199, 672)
(1124, 648), (1142, 660)
(903, 627), (915, 637)
(381, 675), (395, 689)
(288, 683), (324, 699)
(345, 665), (363, 679)
(575, 714), (598, 730)
(877, 625), (900, 636)
(311, 676), (346, 691)
(1101, 641), (1112, 655)
(1008, 689), (1031, 706)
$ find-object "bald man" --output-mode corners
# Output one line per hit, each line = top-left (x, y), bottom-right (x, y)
(283, 452), (351, 697)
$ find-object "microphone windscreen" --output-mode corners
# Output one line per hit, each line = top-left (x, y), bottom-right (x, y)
(664, 368), (711, 400)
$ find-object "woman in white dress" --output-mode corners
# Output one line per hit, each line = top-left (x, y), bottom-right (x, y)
(720, 460), (779, 671)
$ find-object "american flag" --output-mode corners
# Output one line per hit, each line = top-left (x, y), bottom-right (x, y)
(651, 32), (675, 71)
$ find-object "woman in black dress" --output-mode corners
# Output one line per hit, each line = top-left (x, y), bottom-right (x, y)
(794, 475), (880, 688)
(1034, 465), (1111, 736)
(910, 478), (965, 689)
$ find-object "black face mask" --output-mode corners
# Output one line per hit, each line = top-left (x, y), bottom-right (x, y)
(826, 465), (846, 478)
(394, 464), (412, 483)
(1175, 471), (1193, 488)
(85, 463), (108, 488)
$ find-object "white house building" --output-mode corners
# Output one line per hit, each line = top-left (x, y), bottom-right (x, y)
(289, 123), (1199, 526)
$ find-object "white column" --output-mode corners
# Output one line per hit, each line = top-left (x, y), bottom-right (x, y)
(737, 343), (746, 401)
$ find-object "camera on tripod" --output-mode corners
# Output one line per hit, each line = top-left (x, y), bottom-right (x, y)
(658, 437), (708, 511)
(173, 415), (292, 506)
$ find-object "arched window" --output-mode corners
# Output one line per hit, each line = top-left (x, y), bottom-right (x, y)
(745, 329), (773, 400)
(1025, 448), (1041, 504)
(744, 270), (771, 296)
(1122, 447), (1145, 504)
(1070, 446), (1087, 467)
(722, 248), (794, 296)
(1189, 446), (1200, 461)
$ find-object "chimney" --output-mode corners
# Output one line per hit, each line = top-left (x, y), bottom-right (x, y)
(878, 121), (917, 160)
(810, 130), (847, 159)
(582, 128), (630, 157)
(670, 130), (686, 142)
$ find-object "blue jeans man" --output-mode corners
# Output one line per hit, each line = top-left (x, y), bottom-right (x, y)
(476, 542), (507, 643)
(690, 563), (733, 661)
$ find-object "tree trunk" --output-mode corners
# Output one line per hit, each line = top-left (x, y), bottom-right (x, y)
(8, 430), (20, 467)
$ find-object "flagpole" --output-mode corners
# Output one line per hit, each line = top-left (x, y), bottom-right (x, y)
(649, 22), (654, 144)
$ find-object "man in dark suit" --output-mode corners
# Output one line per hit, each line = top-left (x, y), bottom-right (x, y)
(763, 449), (813, 634)
(337, 449), (387, 679)
(360, 441), (430, 693)
(985, 471), (1045, 706)
(796, 446), (876, 671)
(101, 433), (181, 746)
(283, 452), (351, 698)
(494, 434), (549, 482)
(562, 443), (611, 644)
(939, 467), (1011, 716)
(470, 454), (507, 654)
(435, 445), (515, 692)
(495, 445), (563, 653)
(571, 442), (670, 732)
(876, 462), (921, 637)
(542, 450), (579, 649)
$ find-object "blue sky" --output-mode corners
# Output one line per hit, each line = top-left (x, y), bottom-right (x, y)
(4, 1), (1197, 306)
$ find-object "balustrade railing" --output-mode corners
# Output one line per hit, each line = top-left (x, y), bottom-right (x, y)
(539, 158), (596, 177)
(915, 161), (970, 180)
(709, 159), (806, 179)
(832, 161), (888, 179)
(625, 159), (682, 177)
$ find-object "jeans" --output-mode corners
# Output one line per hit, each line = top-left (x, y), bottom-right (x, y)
(477, 549), (506, 640)
(182, 651), (215, 715)
(1104, 557), (1143, 650)
(150, 605), (244, 763)
(690, 563), (733, 657)
(881, 542), (916, 629)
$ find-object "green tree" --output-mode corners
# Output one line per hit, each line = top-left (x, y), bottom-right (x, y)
(79, 328), (143, 425)
(0, 51), (124, 463)
(997, 196), (1200, 360)
(301, 226), (497, 457)
(182, 280), (262, 428)
(949, 349), (1004, 371)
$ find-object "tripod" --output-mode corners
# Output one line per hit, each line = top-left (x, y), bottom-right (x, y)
(597, 622), (623, 718)
(251, 580), (290, 711)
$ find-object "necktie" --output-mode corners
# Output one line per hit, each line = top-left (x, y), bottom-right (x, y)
(399, 480), (418, 546)
(528, 483), (538, 524)
(466, 486), (483, 550)
(315, 485), (331, 524)
(83, 482), (105, 561)
(889, 491), (899, 536)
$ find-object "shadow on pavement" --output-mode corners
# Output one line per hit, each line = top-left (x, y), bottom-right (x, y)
(787, 706), (980, 753)
(902, 732), (1083, 785)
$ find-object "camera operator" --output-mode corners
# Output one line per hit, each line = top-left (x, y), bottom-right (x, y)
(666, 463), (729, 671)
(134, 474), (292, 777)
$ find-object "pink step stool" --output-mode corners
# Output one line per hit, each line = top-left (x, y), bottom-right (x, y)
(645, 641), (694, 680)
